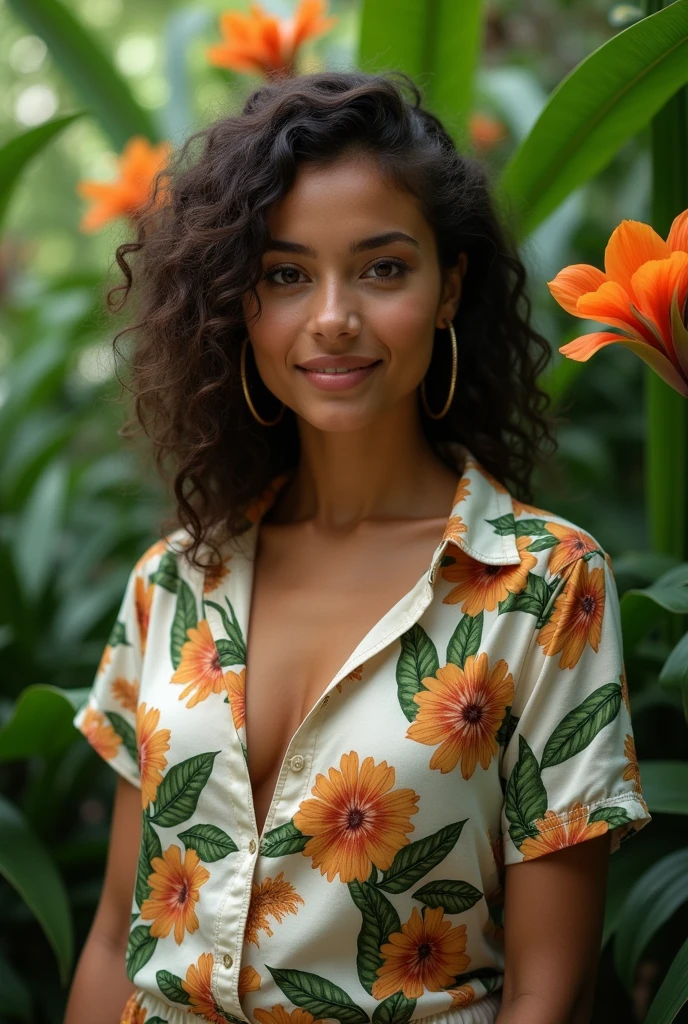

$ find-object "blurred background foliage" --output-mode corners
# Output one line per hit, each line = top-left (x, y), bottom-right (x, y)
(0, 1), (687, 1022)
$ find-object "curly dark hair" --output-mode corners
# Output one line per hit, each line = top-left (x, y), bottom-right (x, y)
(109, 69), (559, 572)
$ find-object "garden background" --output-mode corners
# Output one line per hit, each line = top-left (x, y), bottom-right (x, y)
(0, 0), (687, 1021)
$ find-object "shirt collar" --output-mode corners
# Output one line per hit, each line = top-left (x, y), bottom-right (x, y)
(246, 442), (521, 570)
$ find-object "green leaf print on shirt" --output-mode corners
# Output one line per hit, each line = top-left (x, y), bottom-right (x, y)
(540, 681), (622, 768)
(177, 823), (239, 861)
(412, 878), (483, 914)
(126, 925), (157, 981)
(497, 572), (554, 620)
(372, 991), (416, 1023)
(150, 551), (180, 593)
(107, 619), (131, 648)
(446, 613), (483, 669)
(348, 879), (401, 994)
(170, 580), (198, 669)
(156, 969), (191, 1004)
(204, 596), (246, 665)
(504, 735), (547, 848)
(266, 966), (369, 1024)
(589, 805), (633, 828)
(396, 624), (439, 722)
(105, 710), (138, 764)
(375, 820), (468, 894)
(136, 812), (163, 908)
(261, 819), (311, 856)
(149, 751), (221, 827)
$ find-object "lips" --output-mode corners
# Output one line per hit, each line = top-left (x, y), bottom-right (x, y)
(296, 355), (381, 371)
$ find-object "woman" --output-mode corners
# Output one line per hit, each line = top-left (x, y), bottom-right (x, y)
(65, 72), (651, 1024)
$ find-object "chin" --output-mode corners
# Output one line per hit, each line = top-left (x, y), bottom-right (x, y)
(298, 404), (381, 433)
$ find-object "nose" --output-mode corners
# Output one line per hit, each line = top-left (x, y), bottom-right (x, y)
(308, 277), (361, 343)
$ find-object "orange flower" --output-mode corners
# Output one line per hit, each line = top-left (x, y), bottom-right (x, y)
(537, 557), (605, 669)
(548, 212), (688, 397)
(140, 844), (210, 944)
(97, 642), (113, 677)
(623, 734), (641, 789)
(225, 667), (246, 730)
(204, 556), (232, 593)
(81, 706), (121, 760)
(245, 872), (305, 946)
(469, 112), (507, 152)
(293, 751), (419, 883)
(519, 801), (609, 860)
(447, 984), (476, 1009)
(545, 522), (599, 576)
(119, 992), (147, 1023)
(407, 655), (514, 778)
(512, 498), (550, 517)
(254, 1008), (323, 1024)
(135, 576), (155, 657)
(372, 906), (470, 1000)
(111, 677), (139, 713)
(77, 136), (173, 232)
(207, 0), (337, 78)
(620, 666), (631, 715)
(336, 663), (363, 693)
(182, 952), (229, 1024)
(136, 702), (171, 809)
(170, 619), (227, 708)
(441, 534), (537, 614)
(239, 964), (262, 997)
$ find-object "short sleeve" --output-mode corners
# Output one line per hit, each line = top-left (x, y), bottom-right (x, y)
(498, 549), (652, 865)
(72, 557), (149, 789)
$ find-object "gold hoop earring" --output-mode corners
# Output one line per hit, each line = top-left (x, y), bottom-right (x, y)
(240, 337), (286, 427)
(420, 320), (457, 420)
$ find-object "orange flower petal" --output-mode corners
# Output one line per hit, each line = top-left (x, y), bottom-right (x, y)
(630, 251), (688, 360)
(576, 280), (660, 346)
(667, 209), (688, 254)
(291, 0), (338, 49)
(604, 219), (669, 295)
(548, 264), (608, 316)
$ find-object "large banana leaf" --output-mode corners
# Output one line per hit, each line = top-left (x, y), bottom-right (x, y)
(0, 686), (88, 761)
(0, 115), (84, 232)
(644, 934), (688, 1024)
(358, 0), (484, 142)
(499, 1), (688, 235)
(639, 760), (688, 813)
(0, 794), (73, 984)
(6, 0), (158, 149)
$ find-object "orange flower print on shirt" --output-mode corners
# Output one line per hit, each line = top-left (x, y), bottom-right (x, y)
(519, 802), (609, 860)
(140, 844), (210, 944)
(623, 734), (641, 789)
(111, 677), (139, 713)
(119, 991), (147, 1023)
(170, 619), (227, 708)
(239, 964), (262, 997)
(136, 702), (171, 808)
(537, 557), (605, 669)
(545, 522), (599, 576)
(225, 667), (246, 730)
(441, 534), (537, 614)
(135, 575), (154, 656)
(620, 666), (631, 714)
(204, 555), (232, 594)
(255, 1007), (324, 1024)
(81, 706), (121, 760)
(183, 952), (232, 1024)
(245, 872), (305, 946)
(447, 984), (476, 1009)
(512, 498), (550, 517)
(97, 642), (113, 678)
(336, 663), (363, 693)
(372, 906), (470, 1000)
(407, 655), (514, 778)
(293, 751), (419, 883)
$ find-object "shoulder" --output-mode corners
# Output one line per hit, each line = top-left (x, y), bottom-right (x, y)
(131, 526), (197, 581)
(511, 497), (611, 586)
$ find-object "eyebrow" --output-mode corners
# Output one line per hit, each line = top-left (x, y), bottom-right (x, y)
(264, 231), (421, 258)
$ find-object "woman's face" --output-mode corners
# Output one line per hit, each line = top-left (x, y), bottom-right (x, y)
(242, 154), (466, 432)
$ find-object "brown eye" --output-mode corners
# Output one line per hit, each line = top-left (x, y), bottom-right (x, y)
(363, 258), (410, 281)
(263, 265), (304, 286)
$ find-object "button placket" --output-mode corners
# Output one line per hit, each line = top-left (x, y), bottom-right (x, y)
(289, 754), (305, 771)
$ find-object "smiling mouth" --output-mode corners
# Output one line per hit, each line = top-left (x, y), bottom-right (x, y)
(298, 361), (382, 374)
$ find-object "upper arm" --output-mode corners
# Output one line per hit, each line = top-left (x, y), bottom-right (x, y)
(501, 830), (611, 1019)
(91, 776), (143, 950)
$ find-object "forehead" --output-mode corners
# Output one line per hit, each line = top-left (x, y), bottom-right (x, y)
(265, 155), (432, 244)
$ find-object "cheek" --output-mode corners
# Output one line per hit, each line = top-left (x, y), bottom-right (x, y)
(369, 293), (435, 376)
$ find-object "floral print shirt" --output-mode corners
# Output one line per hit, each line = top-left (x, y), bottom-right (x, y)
(73, 444), (651, 1024)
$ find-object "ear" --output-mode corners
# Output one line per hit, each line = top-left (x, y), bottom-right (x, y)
(436, 252), (468, 328)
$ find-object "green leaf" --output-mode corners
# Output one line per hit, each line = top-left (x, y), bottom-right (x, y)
(177, 823), (239, 862)
(6, 0), (158, 149)
(446, 613), (483, 668)
(170, 580), (198, 670)
(348, 880), (401, 994)
(659, 629), (688, 722)
(260, 820), (310, 857)
(589, 806), (632, 829)
(266, 967), (368, 1024)
(372, 992), (416, 1024)
(0, 947), (31, 1019)
(540, 682), (622, 768)
(644, 933), (688, 1024)
(0, 794), (73, 984)
(638, 761), (688, 814)
(499, 1), (688, 235)
(135, 814), (162, 909)
(156, 969), (191, 1005)
(204, 598), (246, 664)
(14, 459), (68, 601)
(396, 623), (439, 722)
(504, 735), (547, 848)
(126, 926), (157, 982)
(0, 685), (87, 760)
(105, 710), (138, 765)
(150, 751), (220, 827)
(412, 878), (483, 914)
(376, 820), (468, 894)
(149, 551), (179, 594)
(215, 638), (248, 668)
(497, 572), (551, 619)
(108, 619), (130, 647)
(613, 849), (688, 993)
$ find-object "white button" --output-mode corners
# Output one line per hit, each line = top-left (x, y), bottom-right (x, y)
(248, 839), (256, 854)
(289, 754), (305, 771)
(222, 953), (233, 968)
